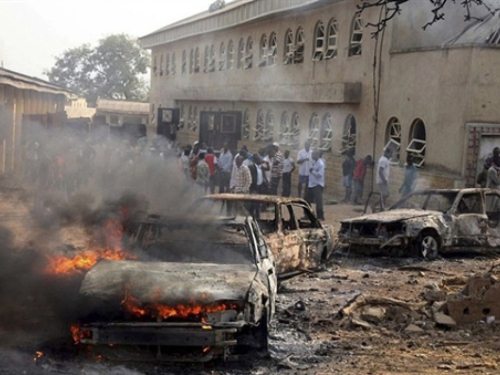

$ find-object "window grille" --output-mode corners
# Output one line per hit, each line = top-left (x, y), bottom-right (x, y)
(171, 52), (176, 75)
(385, 118), (402, 164)
(268, 32), (277, 66)
(245, 37), (253, 69)
(407, 119), (426, 167)
(194, 47), (200, 73)
(325, 19), (338, 59)
(341, 114), (357, 154)
(295, 27), (305, 63)
(242, 109), (250, 140)
(349, 14), (363, 56)
(259, 34), (268, 67)
(320, 114), (333, 151)
(279, 111), (290, 145)
(308, 113), (320, 149)
(312, 22), (325, 62)
(284, 29), (295, 65)
(182, 50), (187, 74)
(254, 110), (265, 141)
(264, 111), (275, 142)
(219, 42), (226, 71)
(159, 54), (164, 76)
(238, 38), (245, 69)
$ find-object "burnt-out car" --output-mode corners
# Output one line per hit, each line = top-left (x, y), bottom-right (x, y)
(192, 194), (335, 276)
(74, 216), (277, 362)
(338, 188), (500, 259)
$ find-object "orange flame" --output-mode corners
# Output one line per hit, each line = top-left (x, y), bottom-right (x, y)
(71, 323), (91, 344)
(33, 351), (43, 362)
(45, 217), (136, 275)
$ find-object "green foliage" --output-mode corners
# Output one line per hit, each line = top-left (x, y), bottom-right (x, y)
(45, 34), (150, 104)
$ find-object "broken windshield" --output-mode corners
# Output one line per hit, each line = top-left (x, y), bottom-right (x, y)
(391, 191), (458, 213)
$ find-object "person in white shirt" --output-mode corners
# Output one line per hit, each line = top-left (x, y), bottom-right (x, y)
(376, 148), (393, 208)
(297, 140), (312, 199)
(282, 150), (296, 197)
(307, 150), (325, 220)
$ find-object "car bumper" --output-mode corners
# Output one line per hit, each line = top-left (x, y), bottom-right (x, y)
(338, 234), (408, 248)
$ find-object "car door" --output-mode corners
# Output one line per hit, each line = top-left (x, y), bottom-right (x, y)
(451, 192), (488, 247)
(275, 203), (303, 275)
(485, 190), (500, 247)
(290, 203), (327, 269)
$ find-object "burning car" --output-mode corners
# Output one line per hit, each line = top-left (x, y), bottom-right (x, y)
(338, 188), (500, 259)
(192, 194), (334, 277)
(73, 216), (277, 362)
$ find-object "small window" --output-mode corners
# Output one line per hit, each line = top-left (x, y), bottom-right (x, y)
(279, 111), (290, 145)
(341, 114), (357, 154)
(159, 54), (164, 76)
(254, 110), (265, 141)
(290, 112), (301, 149)
(281, 205), (297, 231)
(153, 55), (158, 75)
(284, 29), (295, 65)
(171, 52), (176, 75)
(325, 19), (338, 59)
(407, 119), (426, 167)
(245, 37), (253, 69)
(192, 106), (198, 132)
(219, 42), (226, 71)
(189, 49), (194, 74)
(238, 38), (245, 69)
(308, 113), (320, 149)
(259, 34), (268, 67)
(385, 117), (402, 164)
(227, 40), (234, 70)
(320, 114), (333, 152)
(349, 13), (363, 56)
(209, 45), (215, 72)
(295, 27), (305, 64)
(264, 111), (274, 142)
(268, 32), (278, 66)
(242, 109), (250, 140)
(312, 21), (325, 61)
(456, 193), (483, 215)
(182, 50), (187, 74)
(187, 105), (193, 130)
(194, 47), (200, 73)
(165, 53), (170, 76)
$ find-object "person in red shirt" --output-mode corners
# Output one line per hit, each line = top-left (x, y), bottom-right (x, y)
(205, 148), (217, 194)
(352, 155), (373, 205)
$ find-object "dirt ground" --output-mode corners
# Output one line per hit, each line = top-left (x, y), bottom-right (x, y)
(1, 185), (500, 375)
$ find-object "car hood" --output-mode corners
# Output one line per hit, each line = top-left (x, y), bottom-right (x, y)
(79, 260), (258, 304)
(342, 209), (440, 224)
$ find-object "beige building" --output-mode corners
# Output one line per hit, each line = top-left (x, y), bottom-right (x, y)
(140, 0), (500, 199)
(0, 67), (68, 174)
(94, 98), (150, 129)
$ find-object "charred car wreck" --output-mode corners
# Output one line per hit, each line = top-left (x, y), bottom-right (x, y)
(74, 216), (277, 362)
(192, 194), (334, 277)
(338, 189), (500, 259)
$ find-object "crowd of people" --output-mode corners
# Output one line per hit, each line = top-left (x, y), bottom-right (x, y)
(179, 140), (326, 220)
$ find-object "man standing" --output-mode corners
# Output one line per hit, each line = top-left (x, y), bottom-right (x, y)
(231, 155), (252, 194)
(205, 148), (217, 194)
(196, 153), (210, 192)
(307, 150), (325, 220)
(297, 140), (312, 199)
(282, 150), (295, 197)
(341, 150), (356, 203)
(399, 155), (418, 197)
(352, 155), (373, 205)
(376, 148), (393, 208)
(269, 142), (284, 195)
(487, 155), (500, 190)
(217, 144), (233, 193)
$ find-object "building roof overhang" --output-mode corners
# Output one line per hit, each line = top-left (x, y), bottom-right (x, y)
(0, 67), (70, 97)
(140, 0), (335, 49)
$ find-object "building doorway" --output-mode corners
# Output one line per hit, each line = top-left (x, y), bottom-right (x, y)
(199, 110), (242, 151)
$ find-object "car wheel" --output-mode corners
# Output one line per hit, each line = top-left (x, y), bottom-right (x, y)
(416, 232), (440, 260)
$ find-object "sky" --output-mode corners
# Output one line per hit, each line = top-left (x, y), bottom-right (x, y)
(0, 0), (230, 79)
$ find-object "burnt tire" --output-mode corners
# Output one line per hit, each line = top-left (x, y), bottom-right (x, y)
(416, 231), (440, 260)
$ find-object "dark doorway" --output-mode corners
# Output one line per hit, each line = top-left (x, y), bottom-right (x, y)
(199, 111), (242, 151)
(157, 107), (180, 142)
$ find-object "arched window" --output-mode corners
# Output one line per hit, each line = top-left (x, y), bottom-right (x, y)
(171, 52), (176, 75)
(238, 38), (245, 69)
(242, 109), (250, 140)
(349, 13), (363, 56)
(219, 42), (226, 71)
(165, 53), (170, 76)
(182, 51), (187, 74)
(208, 45), (215, 72)
(245, 37), (253, 69)
(194, 47), (200, 73)
(153, 55), (158, 75)
(268, 32), (278, 66)
(259, 34), (268, 67)
(295, 27), (305, 63)
(159, 54), (164, 76)
(326, 19), (338, 59)
(227, 40), (234, 70)
(407, 119), (426, 167)
(189, 49), (194, 74)
(320, 114), (333, 151)
(385, 117), (402, 163)
(284, 29), (294, 65)
(279, 111), (290, 145)
(290, 112), (301, 149)
(309, 113), (320, 149)
(187, 105), (193, 130)
(204, 46), (210, 72)
(312, 21), (325, 61)
(264, 111), (275, 142)
(342, 114), (357, 154)
(192, 106), (199, 132)
(254, 110), (265, 141)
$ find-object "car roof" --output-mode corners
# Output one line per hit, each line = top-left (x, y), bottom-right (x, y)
(202, 193), (310, 205)
(135, 214), (249, 226)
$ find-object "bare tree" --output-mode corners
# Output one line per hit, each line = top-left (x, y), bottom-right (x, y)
(358, 0), (500, 36)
